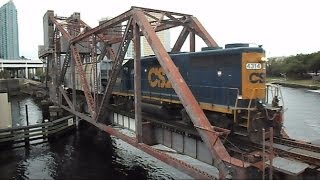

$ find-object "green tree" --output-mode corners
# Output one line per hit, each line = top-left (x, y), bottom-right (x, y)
(307, 52), (320, 75)
(267, 58), (284, 77)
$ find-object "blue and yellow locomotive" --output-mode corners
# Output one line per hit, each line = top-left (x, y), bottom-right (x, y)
(108, 43), (284, 143)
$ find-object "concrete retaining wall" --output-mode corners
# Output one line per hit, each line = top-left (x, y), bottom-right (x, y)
(0, 93), (12, 129)
(0, 79), (20, 94)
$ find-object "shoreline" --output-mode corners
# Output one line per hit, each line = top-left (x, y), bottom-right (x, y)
(272, 82), (319, 90)
(268, 80), (320, 90)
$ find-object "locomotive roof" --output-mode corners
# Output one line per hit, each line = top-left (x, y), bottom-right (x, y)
(142, 46), (265, 60)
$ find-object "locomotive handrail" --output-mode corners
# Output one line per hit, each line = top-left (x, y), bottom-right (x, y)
(246, 87), (266, 128)
(233, 88), (240, 123)
(266, 84), (284, 107)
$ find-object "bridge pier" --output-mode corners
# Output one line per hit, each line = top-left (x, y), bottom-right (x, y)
(25, 66), (28, 79)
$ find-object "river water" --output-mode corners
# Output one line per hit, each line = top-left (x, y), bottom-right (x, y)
(0, 95), (190, 179)
(0, 86), (319, 179)
(281, 87), (320, 142)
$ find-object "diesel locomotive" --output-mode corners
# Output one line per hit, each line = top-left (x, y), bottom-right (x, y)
(65, 43), (284, 143)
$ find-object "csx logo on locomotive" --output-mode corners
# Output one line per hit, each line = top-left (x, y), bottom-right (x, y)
(249, 72), (266, 83)
(148, 67), (172, 88)
(246, 62), (266, 83)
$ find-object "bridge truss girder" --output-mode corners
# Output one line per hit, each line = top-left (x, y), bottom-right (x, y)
(43, 6), (249, 179)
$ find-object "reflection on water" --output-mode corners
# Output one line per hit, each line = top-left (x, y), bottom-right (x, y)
(0, 121), (190, 179)
(281, 87), (320, 142)
(10, 95), (43, 127)
(1, 96), (189, 179)
(1, 87), (319, 179)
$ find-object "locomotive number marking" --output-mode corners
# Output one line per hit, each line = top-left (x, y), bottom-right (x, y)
(148, 67), (172, 88)
(249, 73), (265, 83)
(246, 63), (262, 70)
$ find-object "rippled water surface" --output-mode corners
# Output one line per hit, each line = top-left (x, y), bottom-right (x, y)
(281, 87), (320, 142)
(0, 95), (190, 179)
(0, 87), (319, 179)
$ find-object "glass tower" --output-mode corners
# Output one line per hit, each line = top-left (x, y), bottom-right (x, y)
(0, 0), (19, 59)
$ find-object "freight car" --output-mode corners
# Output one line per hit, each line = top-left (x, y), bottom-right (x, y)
(110, 43), (284, 143)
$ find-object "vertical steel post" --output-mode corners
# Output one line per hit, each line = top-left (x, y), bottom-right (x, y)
(45, 56), (50, 89)
(134, 22), (142, 142)
(92, 35), (97, 119)
(269, 127), (274, 180)
(25, 104), (30, 146)
(25, 105), (29, 126)
(262, 128), (265, 180)
(190, 31), (195, 52)
(71, 50), (78, 126)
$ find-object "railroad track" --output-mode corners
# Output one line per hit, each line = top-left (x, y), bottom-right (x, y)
(272, 137), (320, 167)
(229, 136), (320, 167)
(274, 137), (320, 153)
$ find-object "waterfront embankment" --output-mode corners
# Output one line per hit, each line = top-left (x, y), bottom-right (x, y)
(268, 77), (320, 90)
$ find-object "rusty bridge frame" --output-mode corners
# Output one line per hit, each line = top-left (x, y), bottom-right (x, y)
(40, 6), (249, 179)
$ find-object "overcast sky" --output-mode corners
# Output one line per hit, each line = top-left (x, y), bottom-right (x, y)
(2, 0), (320, 59)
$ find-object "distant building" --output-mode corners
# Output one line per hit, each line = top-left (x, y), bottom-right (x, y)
(126, 13), (170, 58)
(0, 0), (19, 59)
(126, 30), (170, 59)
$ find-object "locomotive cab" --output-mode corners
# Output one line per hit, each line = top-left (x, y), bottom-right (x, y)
(234, 49), (284, 142)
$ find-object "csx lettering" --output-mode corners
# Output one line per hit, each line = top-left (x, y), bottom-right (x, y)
(249, 73), (265, 83)
(148, 67), (172, 88)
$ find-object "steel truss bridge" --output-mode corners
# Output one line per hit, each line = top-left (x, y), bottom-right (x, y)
(39, 6), (320, 179)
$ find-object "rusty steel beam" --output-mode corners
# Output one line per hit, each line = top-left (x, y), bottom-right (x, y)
(101, 23), (180, 46)
(171, 27), (189, 52)
(60, 105), (92, 122)
(190, 17), (218, 47)
(190, 31), (195, 52)
(49, 15), (96, 117)
(49, 16), (72, 41)
(71, 7), (188, 45)
(70, 45), (96, 116)
(153, 23), (180, 32)
(165, 13), (189, 24)
(133, 22), (142, 143)
(144, 12), (161, 21)
(132, 8), (231, 178)
(92, 35), (98, 117)
(79, 19), (123, 46)
(132, 6), (191, 17)
(71, 52), (76, 112)
(95, 18), (133, 122)
(59, 50), (71, 84)
(59, 86), (73, 109)
(107, 46), (116, 60)
(71, 10), (132, 44)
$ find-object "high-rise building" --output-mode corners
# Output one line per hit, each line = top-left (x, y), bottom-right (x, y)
(0, 0), (19, 59)
(126, 30), (170, 59)
(126, 12), (170, 59)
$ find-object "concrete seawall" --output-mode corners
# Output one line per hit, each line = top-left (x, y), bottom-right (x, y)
(0, 79), (21, 95)
(0, 93), (12, 129)
(0, 79), (46, 97)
